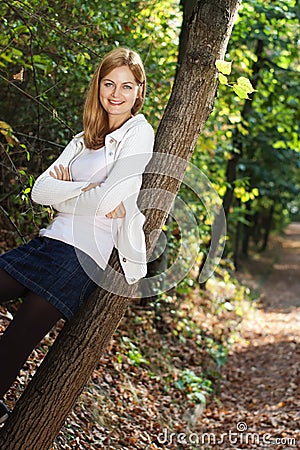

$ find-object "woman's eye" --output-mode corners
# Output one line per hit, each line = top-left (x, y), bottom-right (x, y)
(123, 85), (132, 90)
(104, 82), (113, 88)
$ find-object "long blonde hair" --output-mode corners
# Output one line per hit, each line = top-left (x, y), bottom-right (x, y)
(83, 48), (146, 149)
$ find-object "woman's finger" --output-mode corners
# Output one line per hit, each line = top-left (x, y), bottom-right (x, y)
(81, 182), (98, 192)
(114, 203), (126, 218)
(105, 203), (126, 219)
(60, 164), (69, 181)
(118, 202), (126, 217)
(54, 165), (62, 179)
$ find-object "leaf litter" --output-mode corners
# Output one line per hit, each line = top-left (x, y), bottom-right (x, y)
(0, 224), (299, 449)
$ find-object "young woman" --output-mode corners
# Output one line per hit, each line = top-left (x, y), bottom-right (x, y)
(0, 47), (154, 423)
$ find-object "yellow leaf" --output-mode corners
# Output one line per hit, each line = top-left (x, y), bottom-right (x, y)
(0, 120), (20, 146)
(236, 76), (256, 94)
(13, 67), (24, 82)
(233, 84), (249, 99)
(218, 73), (228, 85)
(215, 60), (232, 75)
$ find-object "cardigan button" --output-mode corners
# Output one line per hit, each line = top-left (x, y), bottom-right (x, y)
(109, 138), (114, 144)
(122, 257), (127, 262)
(108, 151), (113, 156)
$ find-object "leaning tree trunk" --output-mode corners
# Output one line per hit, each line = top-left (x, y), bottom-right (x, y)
(0, 1), (241, 448)
(143, 0), (196, 303)
(177, 0), (198, 69)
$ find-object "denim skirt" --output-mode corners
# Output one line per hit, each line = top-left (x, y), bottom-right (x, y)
(0, 236), (104, 320)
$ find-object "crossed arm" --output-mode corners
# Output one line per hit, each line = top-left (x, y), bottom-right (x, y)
(49, 164), (126, 219)
(32, 124), (155, 217)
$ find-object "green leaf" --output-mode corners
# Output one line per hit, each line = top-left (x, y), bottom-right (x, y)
(233, 83), (249, 99)
(218, 73), (228, 85)
(215, 59), (232, 75)
(236, 76), (256, 94)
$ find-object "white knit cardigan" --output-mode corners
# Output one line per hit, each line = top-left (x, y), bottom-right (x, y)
(31, 114), (155, 284)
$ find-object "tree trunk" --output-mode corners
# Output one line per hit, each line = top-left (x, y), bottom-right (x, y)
(241, 200), (253, 257)
(177, 0), (198, 69)
(260, 202), (274, 252)
(0, 1), (241, 448)
(143, 0), (195, 304)
(233, 199), (242, 270)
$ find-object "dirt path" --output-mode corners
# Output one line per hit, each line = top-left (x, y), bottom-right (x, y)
(196, 223), (300, 449)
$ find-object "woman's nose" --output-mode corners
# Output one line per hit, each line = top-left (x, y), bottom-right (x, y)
(112, 85), (121, 97)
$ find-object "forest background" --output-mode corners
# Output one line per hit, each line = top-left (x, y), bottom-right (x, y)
(0, 0), (299, 448)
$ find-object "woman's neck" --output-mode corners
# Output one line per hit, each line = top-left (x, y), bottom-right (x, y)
(108, 113), (132, 130)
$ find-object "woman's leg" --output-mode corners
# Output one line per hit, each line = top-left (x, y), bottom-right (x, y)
(0, 268), (29, 303)
(0, 284), (63, 399)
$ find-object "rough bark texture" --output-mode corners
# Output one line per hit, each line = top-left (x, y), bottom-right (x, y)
(0, 1), (241, 448)
(177, 0), (198, 69)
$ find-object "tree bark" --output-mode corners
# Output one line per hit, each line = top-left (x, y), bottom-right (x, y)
(177, 0), (198, 70)
(0, 1), (241, 448)
(144, 0), (195, 302)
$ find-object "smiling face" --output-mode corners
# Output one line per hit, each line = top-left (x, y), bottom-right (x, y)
(99, 65), (141, 128)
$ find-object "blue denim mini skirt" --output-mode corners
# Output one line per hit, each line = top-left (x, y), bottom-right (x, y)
(0, 236), (104, 320)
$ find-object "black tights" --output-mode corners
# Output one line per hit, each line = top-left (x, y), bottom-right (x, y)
(0, 268), (63, 399)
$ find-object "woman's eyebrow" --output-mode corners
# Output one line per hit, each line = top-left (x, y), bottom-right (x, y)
(103, 78), (135, 84)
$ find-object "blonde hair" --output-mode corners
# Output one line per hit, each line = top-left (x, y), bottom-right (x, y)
(83, 47), (146, 149)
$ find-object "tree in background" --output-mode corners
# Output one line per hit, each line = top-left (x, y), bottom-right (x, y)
(177, 0), (300, 281)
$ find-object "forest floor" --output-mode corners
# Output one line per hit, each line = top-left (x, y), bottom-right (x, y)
(193, 223), (300, 449)
(0, 223), (299, 449)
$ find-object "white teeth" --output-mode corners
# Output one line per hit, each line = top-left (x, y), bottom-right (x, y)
(109, 100), (122, 105)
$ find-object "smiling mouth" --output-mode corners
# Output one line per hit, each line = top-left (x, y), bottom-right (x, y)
(108, 100), (124, 106)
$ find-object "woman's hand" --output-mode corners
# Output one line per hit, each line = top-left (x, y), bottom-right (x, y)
(50, 164), (70, 181)
(106, 202), (126, 219)
(81, 182), (99, 192)
(81, 182), (125, 218)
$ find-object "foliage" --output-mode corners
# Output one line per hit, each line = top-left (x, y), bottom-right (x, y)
(178, 0), (300, 269)
(215, 59), (257, 99)
(174, 368), (212, 405)
(1, 0), (299, 261)
(118, 336), (149, 367)
(0, 0), (180, 239)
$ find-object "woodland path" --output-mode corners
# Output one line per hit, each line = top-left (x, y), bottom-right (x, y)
(196, 222), (300, 449)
